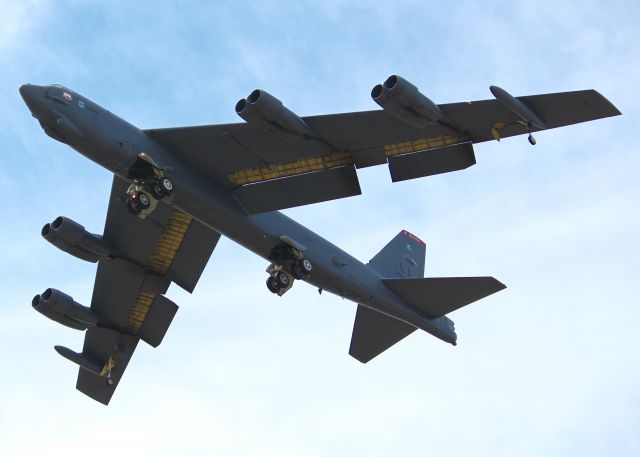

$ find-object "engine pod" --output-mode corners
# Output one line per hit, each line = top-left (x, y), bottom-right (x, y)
(32, 288), (99, 330)
(42, 216), (110, 263)
(372, 75), (444, 129)
(235, 89), (316, 141)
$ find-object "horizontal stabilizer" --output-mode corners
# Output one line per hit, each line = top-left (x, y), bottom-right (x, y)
(382, 277), (506, 319)
(233, 165), (361, 214)
(349, 304), (417, 363)
(388, 142), (476, 182)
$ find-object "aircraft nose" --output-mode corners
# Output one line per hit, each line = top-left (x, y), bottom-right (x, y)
(19, 84), (42, 116)
(19, 83), (33, 101)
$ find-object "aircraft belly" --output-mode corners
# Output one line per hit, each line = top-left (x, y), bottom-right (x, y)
(142, 154), (457, 346)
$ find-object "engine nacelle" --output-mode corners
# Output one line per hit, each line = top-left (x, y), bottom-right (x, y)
(41, 216), (110, 263)
(32, 288), (99, 331)
(371, 75), (444, 129)
(235, 89), (315, 141)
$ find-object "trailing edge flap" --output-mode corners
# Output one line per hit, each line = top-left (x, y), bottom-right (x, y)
(382, 277), (506, 319)
(349, 304), (417, 363)
(232, 165), (361, 214)
(139, 295), (178, 348)
(388, 142), (476, 183)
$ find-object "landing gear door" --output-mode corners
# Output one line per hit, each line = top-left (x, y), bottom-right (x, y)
(116, 141), (144, 177)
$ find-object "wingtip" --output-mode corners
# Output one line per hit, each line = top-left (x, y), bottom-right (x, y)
(493, 277), (507, 291)
(592, 89), (622, 117)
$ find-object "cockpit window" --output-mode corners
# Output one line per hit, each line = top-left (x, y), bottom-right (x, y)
(45, 86), (72, 105)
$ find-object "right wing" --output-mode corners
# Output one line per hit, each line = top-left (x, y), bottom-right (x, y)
(145, 89), (620, 213)
(71, 176), (220, 404)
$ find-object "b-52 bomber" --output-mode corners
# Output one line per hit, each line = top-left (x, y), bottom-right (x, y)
(20, 75), (620, 404)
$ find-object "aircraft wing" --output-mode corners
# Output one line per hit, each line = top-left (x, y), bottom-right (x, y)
(145, 89), (620, 213)
(74, 176), (220, 404)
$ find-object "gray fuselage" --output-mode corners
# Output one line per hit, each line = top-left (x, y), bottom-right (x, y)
(19, 83), (455, 344)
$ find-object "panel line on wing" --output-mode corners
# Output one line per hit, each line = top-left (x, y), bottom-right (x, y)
(383, 133), (470, 158)
(124, 210), (193, 334)
(227, 133), (471, 186)
(228, 151), (353, 185)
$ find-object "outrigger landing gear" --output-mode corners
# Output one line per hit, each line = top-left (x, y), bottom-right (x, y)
(100, 355), (116, 386)
(266, 239), (313, 296)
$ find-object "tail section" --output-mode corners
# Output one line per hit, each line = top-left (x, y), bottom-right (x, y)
(349, 231), (506, 363)
(349, 230), (426, 363)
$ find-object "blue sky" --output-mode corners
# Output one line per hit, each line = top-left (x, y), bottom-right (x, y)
(1, 1), (638, 455)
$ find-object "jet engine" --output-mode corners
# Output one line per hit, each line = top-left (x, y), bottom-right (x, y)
(32, 288), (99, 331)
(41, 216), (110, 263)
(371, 75), (445, 129)
(235, 89), (316, 141)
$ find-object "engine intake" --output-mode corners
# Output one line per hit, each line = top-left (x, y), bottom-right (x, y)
(42, 216), (110, 263)
(372, 75), (444, 129)
(32, 288), (99, 330)
(235, 89), (315, 141)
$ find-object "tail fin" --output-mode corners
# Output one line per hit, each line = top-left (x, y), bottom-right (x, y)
(368, 230), (426, 278)
(349, 230), (426, 363)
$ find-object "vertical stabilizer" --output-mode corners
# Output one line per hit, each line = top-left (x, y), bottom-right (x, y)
(368, 230), (426, 278)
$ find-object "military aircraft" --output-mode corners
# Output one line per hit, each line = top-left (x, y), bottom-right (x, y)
(20, 75), (620, 404)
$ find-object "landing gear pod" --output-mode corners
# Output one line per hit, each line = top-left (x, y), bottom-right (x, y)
(371, 75), (445, 129)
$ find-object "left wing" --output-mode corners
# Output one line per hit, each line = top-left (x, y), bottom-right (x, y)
(71, 177), (220, 404)
(145, 87), (620, 213)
